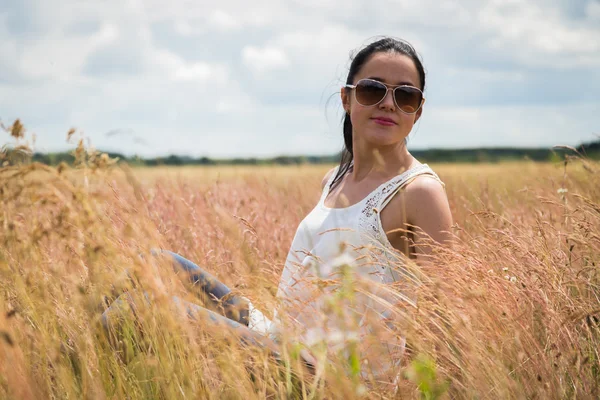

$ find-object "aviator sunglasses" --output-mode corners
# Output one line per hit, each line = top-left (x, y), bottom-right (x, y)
(344, 78), (425, 114)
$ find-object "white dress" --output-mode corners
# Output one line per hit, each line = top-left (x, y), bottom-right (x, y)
(249, 163), (445, 378)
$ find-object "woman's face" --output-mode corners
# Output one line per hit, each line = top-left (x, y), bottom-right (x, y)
(341, 52), (423, 149)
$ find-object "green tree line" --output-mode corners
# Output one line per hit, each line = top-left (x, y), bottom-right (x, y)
(9, 138), (600, 167)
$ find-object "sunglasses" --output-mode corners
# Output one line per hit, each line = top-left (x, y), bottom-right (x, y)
(344, 78), (425, 114)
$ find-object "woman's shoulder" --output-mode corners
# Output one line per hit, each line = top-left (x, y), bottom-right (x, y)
(384, 166), (451, 227)
(401, 163), (447, 205)
(397, 162), (444, 192)
(320, 166), (339, 190)
(405, 167), (445, 193)
(404, 174), (447, 207)
(398, 170), (452, 235)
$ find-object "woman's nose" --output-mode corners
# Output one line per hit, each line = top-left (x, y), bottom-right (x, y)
(378, 89), (396, 110)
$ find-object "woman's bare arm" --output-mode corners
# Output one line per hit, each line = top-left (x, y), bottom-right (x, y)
(404, 176), (453, 263)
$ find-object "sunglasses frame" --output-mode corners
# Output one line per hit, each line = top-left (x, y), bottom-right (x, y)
(344, 78), (425, 115)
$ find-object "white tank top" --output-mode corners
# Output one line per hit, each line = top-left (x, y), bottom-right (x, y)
(278, 163), (443, 297)
(269, 163), (445, 376)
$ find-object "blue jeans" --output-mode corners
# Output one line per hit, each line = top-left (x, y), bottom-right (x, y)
(101, 249), (286, 361)
(155, 249), (250, 324)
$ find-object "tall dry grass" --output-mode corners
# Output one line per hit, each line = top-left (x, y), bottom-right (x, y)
(1, 121), (599, 398)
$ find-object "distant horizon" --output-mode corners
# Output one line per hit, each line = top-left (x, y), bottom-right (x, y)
(27, 138), (598, 160)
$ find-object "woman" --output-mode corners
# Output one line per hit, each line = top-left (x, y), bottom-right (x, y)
(103, 36), (453, 382)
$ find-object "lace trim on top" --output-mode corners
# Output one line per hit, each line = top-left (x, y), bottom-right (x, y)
(319, 163), (445, 260)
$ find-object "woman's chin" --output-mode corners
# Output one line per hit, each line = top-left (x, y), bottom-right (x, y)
(358, 130), (407, 148)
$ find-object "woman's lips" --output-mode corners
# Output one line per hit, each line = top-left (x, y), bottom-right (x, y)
(372, 118), (396, 126)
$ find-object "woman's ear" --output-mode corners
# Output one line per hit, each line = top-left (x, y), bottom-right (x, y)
(341, 87), (351, 114)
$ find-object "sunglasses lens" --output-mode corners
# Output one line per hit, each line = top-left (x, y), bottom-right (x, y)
(394, 87), (423, 114)
(355, 80), (387, 106)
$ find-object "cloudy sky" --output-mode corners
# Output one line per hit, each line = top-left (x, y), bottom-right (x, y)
(1, 0), (599, 158)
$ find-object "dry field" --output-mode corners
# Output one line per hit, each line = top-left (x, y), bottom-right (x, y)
(1, 155), (599, 399)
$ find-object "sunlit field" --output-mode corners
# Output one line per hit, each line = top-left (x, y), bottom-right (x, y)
(1, 153), (599, 398)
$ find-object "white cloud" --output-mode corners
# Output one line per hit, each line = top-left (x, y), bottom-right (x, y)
(587, 1), (600, 20)
(242, 46), (290, 73)
(478, 0), (600, 67)
(208, 10), (240, 31)
(172, 63), (214, 81)
(243, 24), (365, 95)
(172, 10), (242, 37)
(92, 23), (119, 46)
(0, 19), (120, 81)
(152, 48), (229, 83)
(173, 20), (195, 36)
